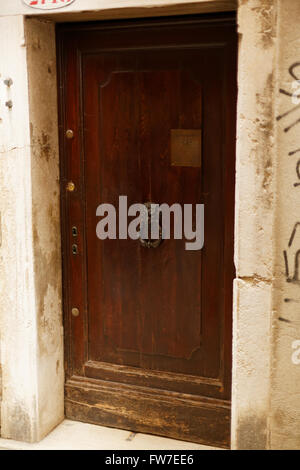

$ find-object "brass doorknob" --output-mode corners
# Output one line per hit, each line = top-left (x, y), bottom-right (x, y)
(71, 308), (80, 317)
(66, 181), (75, 192)
(66, 129), (74, 139)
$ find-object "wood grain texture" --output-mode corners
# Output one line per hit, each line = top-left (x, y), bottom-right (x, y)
(57, 13), (237, 448)
(65, 376), (231, 448)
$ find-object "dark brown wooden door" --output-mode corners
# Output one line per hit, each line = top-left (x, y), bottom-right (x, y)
(57, 14), (237, 448)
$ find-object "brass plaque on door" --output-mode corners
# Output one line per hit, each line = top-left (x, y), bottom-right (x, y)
(171, 129), (202, 167)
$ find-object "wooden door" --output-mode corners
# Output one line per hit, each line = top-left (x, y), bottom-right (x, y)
(57, 14), (237, 448)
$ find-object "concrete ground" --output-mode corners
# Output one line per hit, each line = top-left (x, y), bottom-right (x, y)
(0, 419), (218, 450)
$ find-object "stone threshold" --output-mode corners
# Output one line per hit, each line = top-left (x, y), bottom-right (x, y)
(0, 420), (219, 450)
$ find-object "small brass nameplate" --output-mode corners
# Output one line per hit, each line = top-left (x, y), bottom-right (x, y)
(171, 129), (202, 168)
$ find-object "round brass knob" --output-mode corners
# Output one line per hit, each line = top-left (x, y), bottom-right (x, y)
(71, 308), (80, 317)
(65, 129), (74, 139)
(66, 181), (75, 192)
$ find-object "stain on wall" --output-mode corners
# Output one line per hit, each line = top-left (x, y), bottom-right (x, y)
(236, 413), (268, 450)
(25, 17), (64, 436)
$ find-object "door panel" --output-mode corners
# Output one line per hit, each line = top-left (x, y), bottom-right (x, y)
(58, 14), (237, 448)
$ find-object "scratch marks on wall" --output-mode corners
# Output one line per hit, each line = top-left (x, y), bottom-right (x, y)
(283, 223), (300, 284)
(277, 62), (300, 364)
(277, 63), (300, 132)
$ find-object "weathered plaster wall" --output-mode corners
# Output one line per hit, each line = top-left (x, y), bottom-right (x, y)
(0, 15), (64, 442)
(0, 14), (38, 442)
(25, 17), (64, 440)
(271, 0), (300, 450)
(232, 0), (277, 450)
(233, 0), (300, 450)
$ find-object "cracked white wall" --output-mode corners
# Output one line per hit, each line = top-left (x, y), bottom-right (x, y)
(232, 0), (300, 450)
(0, 15), (38, 441)
(0, 15), (64, 442)
(271, 0), (300, 450)
(231, 0), (277, 449)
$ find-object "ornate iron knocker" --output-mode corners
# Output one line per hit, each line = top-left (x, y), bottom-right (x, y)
(139, 202), (163, 249)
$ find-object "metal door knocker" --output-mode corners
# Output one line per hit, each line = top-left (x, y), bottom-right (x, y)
(139, 202), (163, 249)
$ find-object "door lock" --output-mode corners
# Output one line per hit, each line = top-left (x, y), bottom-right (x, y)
(72, 244), (78, 255)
